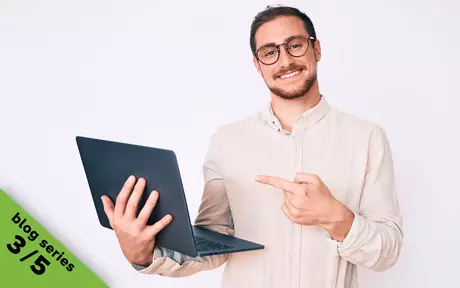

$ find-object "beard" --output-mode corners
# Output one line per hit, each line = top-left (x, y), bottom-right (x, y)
(263, 65), (317, 100)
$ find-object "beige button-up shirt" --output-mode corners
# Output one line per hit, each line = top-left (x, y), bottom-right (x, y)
(138, 96), (403, 288)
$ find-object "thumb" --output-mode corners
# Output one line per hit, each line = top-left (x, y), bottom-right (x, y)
(101, 195), (115, 228)
(294, 173), (321, 185)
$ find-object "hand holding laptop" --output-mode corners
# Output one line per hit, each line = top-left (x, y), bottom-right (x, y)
(76, 136), (264, 260)
(101, 175), (173, 266)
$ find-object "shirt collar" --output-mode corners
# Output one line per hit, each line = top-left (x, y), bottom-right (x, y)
(261, 94), (330, 135)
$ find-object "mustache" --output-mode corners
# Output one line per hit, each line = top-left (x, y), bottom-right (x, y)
(274, 64), (305, 79)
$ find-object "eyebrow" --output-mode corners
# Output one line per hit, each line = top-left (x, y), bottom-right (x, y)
(257, 34), (309, 49)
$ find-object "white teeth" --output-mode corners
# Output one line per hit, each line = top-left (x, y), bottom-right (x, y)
(280, 70), (300, 79)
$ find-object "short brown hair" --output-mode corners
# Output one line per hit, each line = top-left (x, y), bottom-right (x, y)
(250, 5), (317, 53)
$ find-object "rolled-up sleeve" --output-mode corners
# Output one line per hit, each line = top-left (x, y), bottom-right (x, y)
(338, 127), (404, 272)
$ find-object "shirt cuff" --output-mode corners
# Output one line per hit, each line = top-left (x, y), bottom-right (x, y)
(337, 211), (363, 254)
(131, 263), (149, 271)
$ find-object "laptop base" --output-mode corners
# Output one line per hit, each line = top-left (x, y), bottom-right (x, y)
(192, 226), (264, 257)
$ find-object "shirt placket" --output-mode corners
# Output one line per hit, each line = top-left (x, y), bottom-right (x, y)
(291, 124), (305, 288)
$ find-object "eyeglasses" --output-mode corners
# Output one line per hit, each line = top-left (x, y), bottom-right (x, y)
(254, 36), (316, 65)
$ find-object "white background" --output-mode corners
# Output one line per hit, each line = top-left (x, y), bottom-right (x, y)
(1, 0), (459, 287)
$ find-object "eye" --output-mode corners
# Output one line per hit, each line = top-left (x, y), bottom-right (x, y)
(259, 46), (278, 59)
(289, 42), (303, 50)
(264, 50), (277, 57)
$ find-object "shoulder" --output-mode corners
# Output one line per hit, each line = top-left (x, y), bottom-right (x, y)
(327, 106), (386, 137)
(325, 106), (392, 155)
(207, 112), (261, 145)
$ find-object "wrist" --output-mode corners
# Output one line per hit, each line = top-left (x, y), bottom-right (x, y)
(131, 253), (153, 267)
(322, 202), (355, 242)
(132, 259), (152, 267)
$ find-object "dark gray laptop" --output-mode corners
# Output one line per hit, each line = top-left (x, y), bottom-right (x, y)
(76, 136), (264, 257)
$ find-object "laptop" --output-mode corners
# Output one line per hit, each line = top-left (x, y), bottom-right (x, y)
(76, 136), (264, 258)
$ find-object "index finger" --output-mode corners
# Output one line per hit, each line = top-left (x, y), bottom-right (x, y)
(255, 175), (299, 192)
(147, 214), (173, 238)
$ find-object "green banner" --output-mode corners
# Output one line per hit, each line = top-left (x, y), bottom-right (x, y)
(0, 189), (108, 287)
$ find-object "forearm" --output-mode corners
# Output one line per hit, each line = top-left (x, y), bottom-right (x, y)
(131, 246), (203, 271)
(332, 127), (403, 272)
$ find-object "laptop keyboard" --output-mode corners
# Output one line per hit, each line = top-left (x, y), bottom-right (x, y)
(194, 236), (233, 251)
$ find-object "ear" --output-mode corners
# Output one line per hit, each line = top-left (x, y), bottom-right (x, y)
(313, 39), (322, 62)
(253, 55), (262, 75)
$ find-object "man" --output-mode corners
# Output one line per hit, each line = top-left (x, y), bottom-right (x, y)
(101, 5), (403, 288)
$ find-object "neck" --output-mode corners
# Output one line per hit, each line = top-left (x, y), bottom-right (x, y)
(270, 81), (321, 133)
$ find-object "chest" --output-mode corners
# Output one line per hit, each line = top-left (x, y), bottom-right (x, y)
(219, 129), (368, 217)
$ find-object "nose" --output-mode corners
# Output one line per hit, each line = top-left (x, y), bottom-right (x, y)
(278, 46), (294, 67)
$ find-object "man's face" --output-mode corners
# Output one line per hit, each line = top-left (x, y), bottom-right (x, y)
(253, 16), (321, 100)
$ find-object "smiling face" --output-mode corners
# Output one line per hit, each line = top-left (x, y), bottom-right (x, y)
(253, 15), (321, 100)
